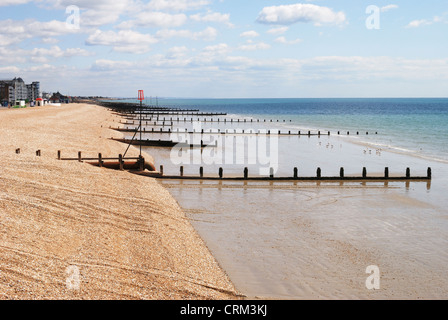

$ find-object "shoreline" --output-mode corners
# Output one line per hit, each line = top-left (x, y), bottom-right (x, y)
(0, 103), (241, 299)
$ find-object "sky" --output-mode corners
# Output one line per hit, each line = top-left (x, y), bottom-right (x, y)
(0, 0), (447, 98)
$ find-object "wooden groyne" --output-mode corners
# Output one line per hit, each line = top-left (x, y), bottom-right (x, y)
(110, 138), (218, 148)
(110, 126), (377, 137)
(56, 151), (156, 171)
(139, 166), (432, 182)
(16, 149), (429, 185)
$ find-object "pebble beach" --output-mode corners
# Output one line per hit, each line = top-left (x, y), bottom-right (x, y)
(0, 103), (241, 300)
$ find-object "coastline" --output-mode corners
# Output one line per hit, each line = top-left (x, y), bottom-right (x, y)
(0, 103), (241, 299)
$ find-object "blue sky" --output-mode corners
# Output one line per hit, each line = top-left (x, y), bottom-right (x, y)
(1, 0), (447, 98)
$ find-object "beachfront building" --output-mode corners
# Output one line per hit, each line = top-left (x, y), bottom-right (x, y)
(49, 91), (70, 104)
(0, 78), (41, 106)
(27, 82), (40, 102)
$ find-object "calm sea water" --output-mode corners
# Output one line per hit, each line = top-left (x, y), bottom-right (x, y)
(112, 97), (448, 298)
(119, 98), (448, 163)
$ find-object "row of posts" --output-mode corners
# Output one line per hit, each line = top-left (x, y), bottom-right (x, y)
(159, 166), (432, 179)
(120, 125), (377, 136)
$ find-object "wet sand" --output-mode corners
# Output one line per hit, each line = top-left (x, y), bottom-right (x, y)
(151, 121), (448, 299)
(0, 104), (240, 300)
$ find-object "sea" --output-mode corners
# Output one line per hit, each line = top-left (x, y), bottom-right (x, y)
(119, 98), (448, 163)
(111, 98), (448, 299)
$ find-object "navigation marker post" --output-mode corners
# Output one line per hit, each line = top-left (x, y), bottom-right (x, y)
(138, 90), (144, 157)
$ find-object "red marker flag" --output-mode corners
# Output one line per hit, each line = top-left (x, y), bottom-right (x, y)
(138, 90), (144, 101)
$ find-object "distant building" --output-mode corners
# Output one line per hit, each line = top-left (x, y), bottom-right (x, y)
(49, 91), (69, 104)
(27, 82), (40, 102)
(0, 78), (40, 105)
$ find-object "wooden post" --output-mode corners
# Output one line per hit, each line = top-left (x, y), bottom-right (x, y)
(78, 152), (82, 162)
(406, 168), (411, 178)
(219, 168), (223, 179)
(363, 167), (367, 178)
(340, 167), (344, 178)
(427, 167), (432, 179)
(36, 150), (41, 157)
(57, 150), (61, 160)
(180, 166), (184, 177)
(200, 167), (204, 178)
(294, 167), (298, 179)
(385, 167), (389, 178)
(98, 153), (103, 168)
(16, 148), (20, 154)
(160, 165), (164, 176)
(139, 156), (144, 171)
(244, 167), (248, 180)
(119, 154), (124, 171)
(317, 168), (321, 179)
(270, 168), (274, 179)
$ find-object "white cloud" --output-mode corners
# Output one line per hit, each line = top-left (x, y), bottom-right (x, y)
(43, 0), (137, 26)
(156, 26), (217, 41)
(91, 59), (136, 72)
(237, 42), (271, 51)
(267, 26), (289, 35)
(118, 11), (188, 29)
(240, 31), (259, 38)
(86, 29), (158, 53)
(274, 36), (302, 45)
(190, 11), (233, 26)
(406, 15), (446, 28)
(0, 19), (83, 47)
(0, 0), (31, 6)
(30, 46), (92, 62)
(381, 4), (398, 12)
(257, 4), (346, 26)
(0, 66), (21, 74)
(147, 0), (210, 12)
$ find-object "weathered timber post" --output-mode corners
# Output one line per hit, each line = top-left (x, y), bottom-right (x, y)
(219, 168), (223, 179)
(98, 153), (103, 168)
(119, 154), (124, 171)
(406, 168), (411, 179)
(385, 167), (389, 178)
(427, 167), (432, 179)
(244, 167), (248, 180)
(317, 167), (322, 179)
(139, 155), (144, 171)
(294, 167), (298, 179)
(78, 151), (82, 162)
(340, 167), (345, 178)
(363, 167), (367, 178)
(57, 150), (61, 160)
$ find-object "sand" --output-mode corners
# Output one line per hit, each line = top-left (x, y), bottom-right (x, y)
(153, 127), (448, 300)
(0, 104), (241, 300)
